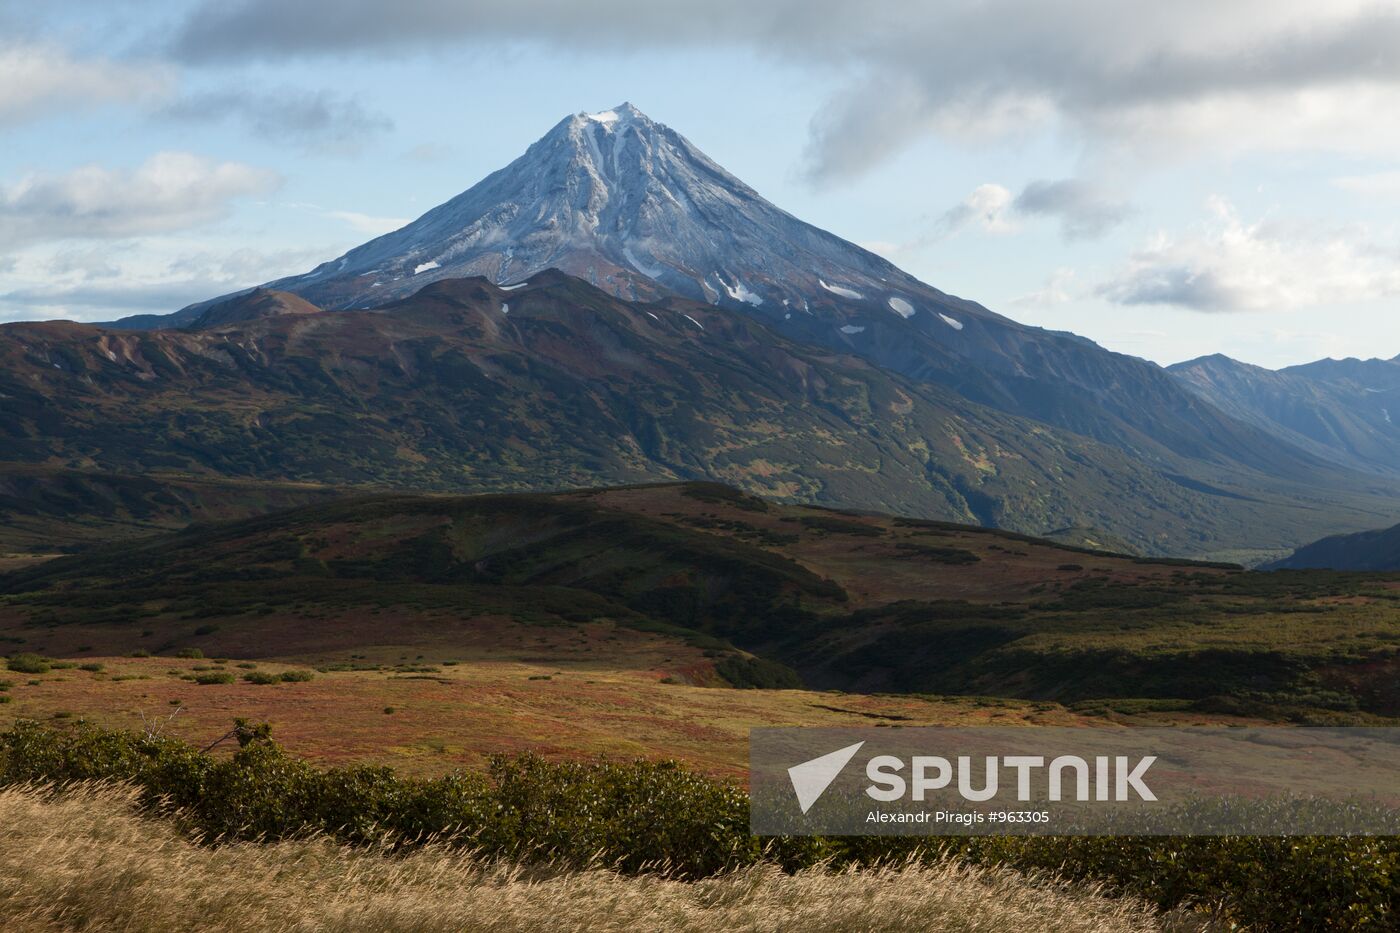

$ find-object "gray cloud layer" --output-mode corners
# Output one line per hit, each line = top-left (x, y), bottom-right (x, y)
(161, 87), (393, 154)
(163, 1), (1400, 182)
(1013, 179), (1132, 240)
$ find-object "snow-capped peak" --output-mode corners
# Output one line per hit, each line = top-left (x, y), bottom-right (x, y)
(580, 102), (644, 127)
(237, 102), (954, 334)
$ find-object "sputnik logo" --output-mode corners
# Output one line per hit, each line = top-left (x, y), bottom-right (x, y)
(787, 741), (865, 813)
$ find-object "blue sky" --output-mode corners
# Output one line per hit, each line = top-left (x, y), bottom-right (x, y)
(5, 1), (1400, 368)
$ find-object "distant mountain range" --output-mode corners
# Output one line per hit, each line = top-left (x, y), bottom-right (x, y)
(1170, 353), (1400, 477)
(4, 103), (1395, 560)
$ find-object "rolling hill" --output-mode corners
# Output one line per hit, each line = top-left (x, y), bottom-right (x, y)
(0, 464), (338, 560)
(1268, 521), (1400, 571)
(5, 482), (1398, 719)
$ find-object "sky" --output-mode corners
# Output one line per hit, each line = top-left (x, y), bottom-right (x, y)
(5, 1), (1400, 369)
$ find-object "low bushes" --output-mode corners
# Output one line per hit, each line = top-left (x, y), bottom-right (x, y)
(6, 654), (50, 675)
(0, 720), (1393, 929)
(242, 670), (315, 685)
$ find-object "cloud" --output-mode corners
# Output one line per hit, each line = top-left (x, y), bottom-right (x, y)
(0, 152), (280, 251)
(163, 245), (333, 284)
(1097, 197), (1400, 312)
(45, 246), (126, 280)
(934, 183), (1016, 238)
(0, 280), (235, 315)
(0, 244), (336, 323)
(935, 178), (1128, 241)
(322, 210), (410, 235)
(163, 1), (1400, 182)
(1332, 171), (1400, 198)
(160, 88), (393, 154)
(282, 202), (411, 235)
(1013, 179), (1132, 240)
(1013, 267), (1078, 308)
(402, 142), (453, 163)
(0, 41), (170, 125)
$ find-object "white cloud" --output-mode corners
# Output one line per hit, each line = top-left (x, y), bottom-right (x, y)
(0, 244), (336, 323)
(323, 210), (410, 235)
(1332, 171), (1400, 198)
(936, 178), (1130, 242)
(1097, 197), (1400, 312)
(934, 183), (1016, 238)
(0, 41), (169, 125)
(0, 152), (281, 250)
(1013, 267), (1078, 308)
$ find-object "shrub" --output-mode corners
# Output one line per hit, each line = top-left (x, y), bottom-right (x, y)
(129, 649), (151, 658)
(193, 672), (235, 685)
(278, 669), (314, 683)
(175, 648), (204, 659)
(6, 654), (50, 675)
(0, 721), (1393, 927)
(715, 655), (803, 690)
(241, 671), (281, 685)
(79, 663), (104, 673)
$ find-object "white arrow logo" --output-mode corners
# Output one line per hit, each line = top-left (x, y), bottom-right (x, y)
(787, 741), (865, 814)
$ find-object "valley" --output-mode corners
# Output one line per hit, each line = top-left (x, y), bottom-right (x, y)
(3, 482), (1397, 770)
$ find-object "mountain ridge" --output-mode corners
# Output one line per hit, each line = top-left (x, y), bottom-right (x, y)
(13, 272), (1397, 557)
(1170, 352), (1400, 476)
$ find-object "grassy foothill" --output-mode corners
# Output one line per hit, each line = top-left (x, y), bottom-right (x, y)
(0, 721), (1394, 930)
(0, 782), (1196, 933)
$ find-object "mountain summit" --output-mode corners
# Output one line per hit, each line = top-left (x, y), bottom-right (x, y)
(235, 102), (939, 321)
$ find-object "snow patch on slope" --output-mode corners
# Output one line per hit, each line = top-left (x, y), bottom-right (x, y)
(938, 313), (964, 331)
(839, 324), (865, 334)
(682, 314), (705, 330)
(414, 261), (440, 275)
(720, 275), (763, 306)
(820, 279), (864, 300)
(887, 296), (915, 318)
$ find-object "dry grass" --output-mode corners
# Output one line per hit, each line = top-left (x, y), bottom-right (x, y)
(0, 657), (1092, 778)
(0, 783), (1209, 933)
